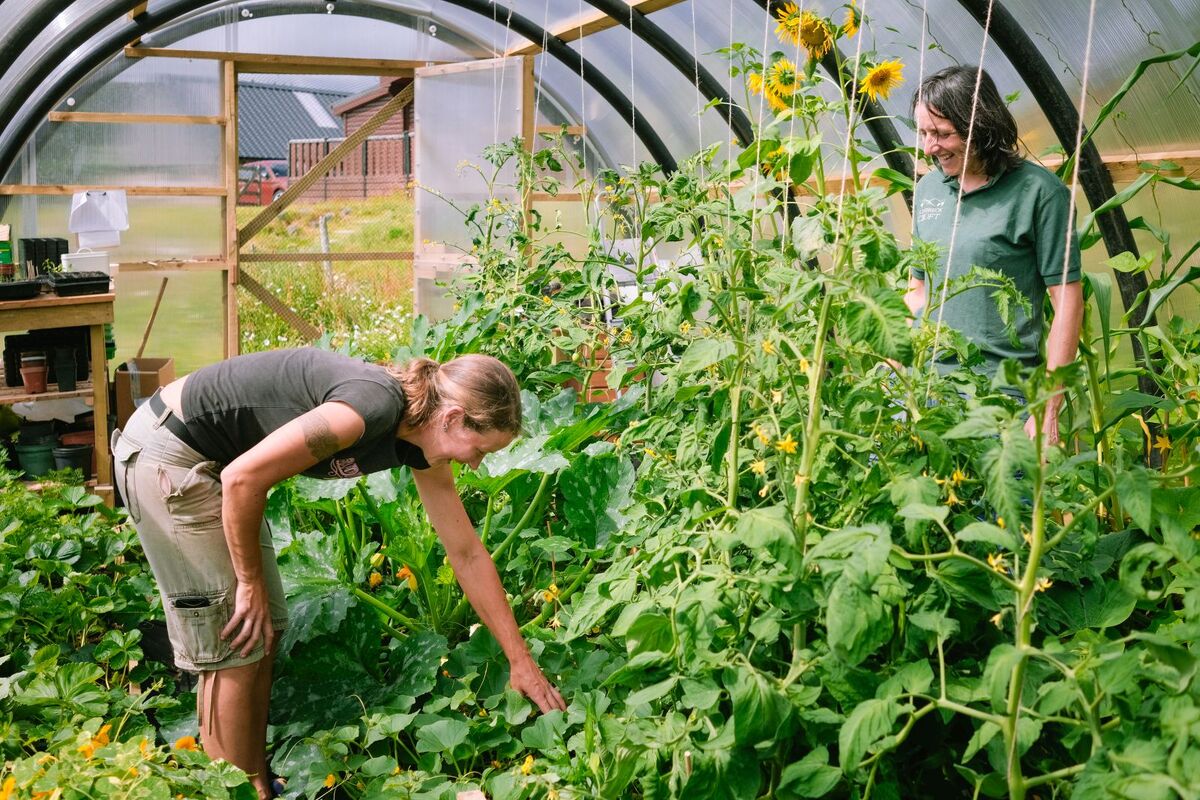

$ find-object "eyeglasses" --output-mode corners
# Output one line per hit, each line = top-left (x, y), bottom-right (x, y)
(918, 128), (961, 145)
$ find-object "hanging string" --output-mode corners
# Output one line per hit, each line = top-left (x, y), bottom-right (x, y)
(830, 0), (870, 255)
(1061, 0), (1097, 290)
(927, 0), (996, 371)
(691, 0), (703, 176)
(491, 2), (515, 148)
(746, 0), (775, 243)
(910, 0), (931, 242)
(533, 0), (552, 148)
(628, 2), (637, 166)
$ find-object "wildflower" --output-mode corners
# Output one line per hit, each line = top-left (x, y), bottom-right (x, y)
(1035, 577), (1054, 593)
(542, 583), (560, 603)
(521, 754), (535, 775)
(324, 774), (337, 788)
(679, 321), (692, 335)
(368, 571), (383, 590)
(1154, 434), (1171, 457)
(750, 459), (767, 476)
(775, 434), (798, 454)
(843, 3), (859, 37)
(173, 736), (198, 751)
(766, 58), (800, 98)
(861, 60), (905, 102)
(987, 552), (1008, 574)
(396, 566), (418, 591)
(762, 338), (775, 355)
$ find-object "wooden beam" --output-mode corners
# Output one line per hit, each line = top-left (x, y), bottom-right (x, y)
(117, 260), (229, 273)
(0, 184), (224, 196)
(505, 0), (685, 56)
(239, 83), (413, 247)
(535, 125), (586, 136)
(128, 3), (148, 19)
(124, 47), (438, 76)
(240, 252), (414, 262)
(49, 111), (224, 125)
(237, 271), (322, 341)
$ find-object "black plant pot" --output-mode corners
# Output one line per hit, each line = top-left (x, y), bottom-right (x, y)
(54, 346), (77, 391)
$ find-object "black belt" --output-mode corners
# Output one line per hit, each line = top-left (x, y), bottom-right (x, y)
(147, 391), (207, 457)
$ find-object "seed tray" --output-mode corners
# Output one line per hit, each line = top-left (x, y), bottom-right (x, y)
(47, 271), (111, 297)
(0, 279), (44, 301)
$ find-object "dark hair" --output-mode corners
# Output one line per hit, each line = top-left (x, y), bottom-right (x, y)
(912, 65), (1022, 177)
(390, 355), (522, 434)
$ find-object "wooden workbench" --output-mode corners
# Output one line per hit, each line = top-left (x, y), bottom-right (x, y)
(0, 290), (114, 504)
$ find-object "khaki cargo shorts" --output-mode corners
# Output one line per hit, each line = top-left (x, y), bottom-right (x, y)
(112, 398), (288, 672)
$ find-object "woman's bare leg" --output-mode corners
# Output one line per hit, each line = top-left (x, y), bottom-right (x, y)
(199, 656), (275, 799)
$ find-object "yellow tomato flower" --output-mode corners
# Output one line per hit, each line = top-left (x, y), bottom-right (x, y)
(775, 435), (798, 454)
(861, 60), (905, 102)
(951, 467), (966, 486)
(762, 338), (775, 355)
(990, 612), (1004, 628)
(945, 488), (960, 506)
(771, 389), (784, 405)
(996, 516), (1006, 529)
(987, 552), (1008, 574)
(1154, 434), (1171, 457)
(1035, 577), (1054, 593)
(679, 321), (692, 335)
(798, 357), (811, 374)
(521, 754), (535, 775)
(753, 422), (772, 447)
(758, 485), (770, 498)
(173, 736), (198, 751)
(750, 459), (767, 476)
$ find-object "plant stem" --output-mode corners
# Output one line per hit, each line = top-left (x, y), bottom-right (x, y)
(352, 587), (420, 629)
(793, 292), (833, 553)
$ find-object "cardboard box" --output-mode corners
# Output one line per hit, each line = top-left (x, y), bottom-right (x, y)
(115, 357), (175, 429)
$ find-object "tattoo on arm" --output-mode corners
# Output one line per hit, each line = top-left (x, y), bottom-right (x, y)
(300, 412), (341, 461)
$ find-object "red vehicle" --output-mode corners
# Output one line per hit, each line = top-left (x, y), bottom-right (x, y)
(237, 160), (289, 205)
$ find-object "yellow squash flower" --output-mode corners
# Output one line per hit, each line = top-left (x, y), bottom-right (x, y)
(368, 571), (383, 590)
(542, 583), (560, 603)
(0, 778), (14, 800)
(521, 754), (535, 775)
(396, 566), (418, 591)
(861, 60), (905, 102)
(173, 736), (198, 751)
(324, 774), (337, 788)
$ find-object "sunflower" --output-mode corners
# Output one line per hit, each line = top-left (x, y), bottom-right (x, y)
(860, 60), (905, 102)
(748, 70), (790, 113)
(767, 57), (800, 97)
(774, 2), (803, 45)
(843, 3), (859, 38)
(798, 11), (834, 61)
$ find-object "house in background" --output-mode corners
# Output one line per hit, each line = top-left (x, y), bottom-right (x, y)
(237, 81), (349, 204)
(289, 77), (415, 201)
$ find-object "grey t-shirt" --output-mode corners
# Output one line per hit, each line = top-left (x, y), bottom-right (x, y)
(180, 348), (428, 478)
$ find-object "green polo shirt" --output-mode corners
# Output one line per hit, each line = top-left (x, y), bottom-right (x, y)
(912, 160), (1081, 379)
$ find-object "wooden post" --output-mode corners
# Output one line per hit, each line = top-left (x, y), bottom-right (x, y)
(222, 60), (240, 358)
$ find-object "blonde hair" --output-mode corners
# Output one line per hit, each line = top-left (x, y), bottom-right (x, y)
(390, 354), (522, 433)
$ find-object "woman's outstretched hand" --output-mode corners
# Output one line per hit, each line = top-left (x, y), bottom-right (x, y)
(509, 654), (567, 713)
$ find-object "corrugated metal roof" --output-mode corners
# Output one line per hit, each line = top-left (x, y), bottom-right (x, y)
(237, 82), (349, 161)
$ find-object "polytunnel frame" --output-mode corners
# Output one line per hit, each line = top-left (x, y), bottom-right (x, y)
(0, 0), (1158, 331)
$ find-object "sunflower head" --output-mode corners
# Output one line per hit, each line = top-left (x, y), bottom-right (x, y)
(798, 11), (834, 61)
(861, 60), (905, 102)
(767, 57), (800, 97)
(843, 3), (860, 38)
(774, 2), (802, 45)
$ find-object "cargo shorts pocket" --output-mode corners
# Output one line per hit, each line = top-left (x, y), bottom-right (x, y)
(160, 461), (223, 530)
(171, 594), (233, 665)
(111, 430), (143, 524)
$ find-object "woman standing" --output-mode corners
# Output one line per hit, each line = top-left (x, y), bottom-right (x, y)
(905, 65), (1084, 445)
(112, 348), (566, 799)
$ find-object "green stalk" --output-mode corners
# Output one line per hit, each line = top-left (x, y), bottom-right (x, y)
(1004, 426), (1048, 800)
(793, 292), (834, 552)
(352, 586), (420, 630)
(520, 558), (596, 633)
(727, 377), (743, 506)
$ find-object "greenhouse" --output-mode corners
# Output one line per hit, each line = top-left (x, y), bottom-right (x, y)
(1, 0), (1198, 798)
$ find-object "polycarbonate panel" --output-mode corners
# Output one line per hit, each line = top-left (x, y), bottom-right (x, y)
(113, 270), (226, 376)
(0, 195), (222, 263)
(414, 58), (524, 251)
(63, 54), (221, 117)
(28, 122), (222, 187)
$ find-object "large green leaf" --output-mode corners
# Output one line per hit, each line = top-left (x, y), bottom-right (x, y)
(277, 530), (354, 657)
(841, 286), (913, 363)
(728, 667), (791, 746)
(980, 426), (1036, 529)
(838, 697), (904, 772)
(559, 445), (635, 548)
(826, 579), (892, 666)
(677, 339), (736, 375)
(415, 717), (471, 754)
(778, 747), (841, 798)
